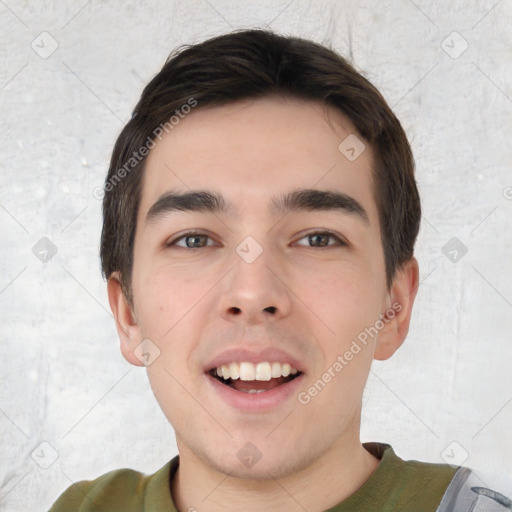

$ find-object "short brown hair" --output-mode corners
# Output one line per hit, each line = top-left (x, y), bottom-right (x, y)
(100, 29), (421, 304)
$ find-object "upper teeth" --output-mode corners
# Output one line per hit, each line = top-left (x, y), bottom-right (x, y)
(214, 362), (299, 381)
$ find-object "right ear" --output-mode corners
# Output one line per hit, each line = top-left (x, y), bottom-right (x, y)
(107, 272), (144, 367)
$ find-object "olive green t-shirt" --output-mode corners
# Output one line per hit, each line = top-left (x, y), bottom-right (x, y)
(49, 442), (458, 512)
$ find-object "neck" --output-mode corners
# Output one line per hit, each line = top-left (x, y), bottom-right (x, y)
(171, 438), (380, 512)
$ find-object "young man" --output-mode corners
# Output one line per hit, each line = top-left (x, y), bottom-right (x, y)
(50, 29), (511, 512)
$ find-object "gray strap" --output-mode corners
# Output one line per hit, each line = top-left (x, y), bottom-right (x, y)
(436, 467), (512, 512)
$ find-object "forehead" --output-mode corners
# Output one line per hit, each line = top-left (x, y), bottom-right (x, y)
(138, 96), (377, 223)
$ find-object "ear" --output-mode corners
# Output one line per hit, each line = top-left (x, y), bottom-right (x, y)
(107, 272), (144, 367)
(374, 257), (419, 361)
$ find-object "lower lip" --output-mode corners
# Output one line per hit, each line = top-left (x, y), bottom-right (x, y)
(205, 373), (305, 412)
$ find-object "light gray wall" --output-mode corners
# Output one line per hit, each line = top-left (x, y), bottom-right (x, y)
(1, 1), (511, 510)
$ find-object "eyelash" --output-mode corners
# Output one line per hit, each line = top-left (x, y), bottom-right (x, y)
(166, 230), (347, 249)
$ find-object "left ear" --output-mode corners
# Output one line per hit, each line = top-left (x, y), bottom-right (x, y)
(374, 257), (419, 360)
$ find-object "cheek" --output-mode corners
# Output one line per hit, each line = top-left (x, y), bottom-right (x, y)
(136, 268), (206, 413)
(298, 264), (383, 338)
(134, 264), (208, 339)
(303, 274), (382, 397)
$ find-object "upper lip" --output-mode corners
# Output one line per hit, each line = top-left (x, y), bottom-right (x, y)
(204, 347), (305, 374)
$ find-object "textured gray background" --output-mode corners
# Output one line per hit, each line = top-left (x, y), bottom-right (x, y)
(1, 0), (511, 510)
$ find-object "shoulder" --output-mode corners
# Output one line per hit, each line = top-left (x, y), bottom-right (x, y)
(386, 445), (459, 507)
(359, 442), (458, 511)
(436, 466), (512, 512)
(49, 460), (175, 512)
(49, 468), (149, 511)
(367, 443), (512, 512)
(367, 442), (458, 493)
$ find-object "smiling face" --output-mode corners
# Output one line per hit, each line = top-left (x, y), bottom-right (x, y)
(108, 96), (418, 480)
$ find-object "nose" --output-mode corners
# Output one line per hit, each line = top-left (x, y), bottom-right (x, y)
(217, 244), (293, 325)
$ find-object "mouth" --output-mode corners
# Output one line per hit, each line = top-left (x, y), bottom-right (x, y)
(207, 361), (303, 394)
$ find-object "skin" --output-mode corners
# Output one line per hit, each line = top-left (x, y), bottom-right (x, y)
(108, 96), (419, 512)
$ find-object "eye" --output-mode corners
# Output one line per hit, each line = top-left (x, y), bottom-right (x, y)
(294, 231), (346, 248)
(167, 232), (216, 249)
(165, 230), (346, 249)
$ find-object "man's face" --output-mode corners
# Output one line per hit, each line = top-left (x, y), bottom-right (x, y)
(128, 97), (392, 478)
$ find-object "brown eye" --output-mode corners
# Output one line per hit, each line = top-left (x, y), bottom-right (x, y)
(168, 233), (215, 248)
(295, 231), (346, 248)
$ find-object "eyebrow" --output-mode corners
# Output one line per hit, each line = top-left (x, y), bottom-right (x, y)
(145, 188), (369, 225)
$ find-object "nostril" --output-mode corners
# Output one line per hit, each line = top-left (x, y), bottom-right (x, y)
(264, 306), (277, 314)
(228, 307), (242, 315)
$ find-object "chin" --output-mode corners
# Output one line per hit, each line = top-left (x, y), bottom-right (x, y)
(200, 443), (317, 481)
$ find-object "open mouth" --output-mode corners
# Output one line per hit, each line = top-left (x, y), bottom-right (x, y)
(207, 362), (303, 394)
